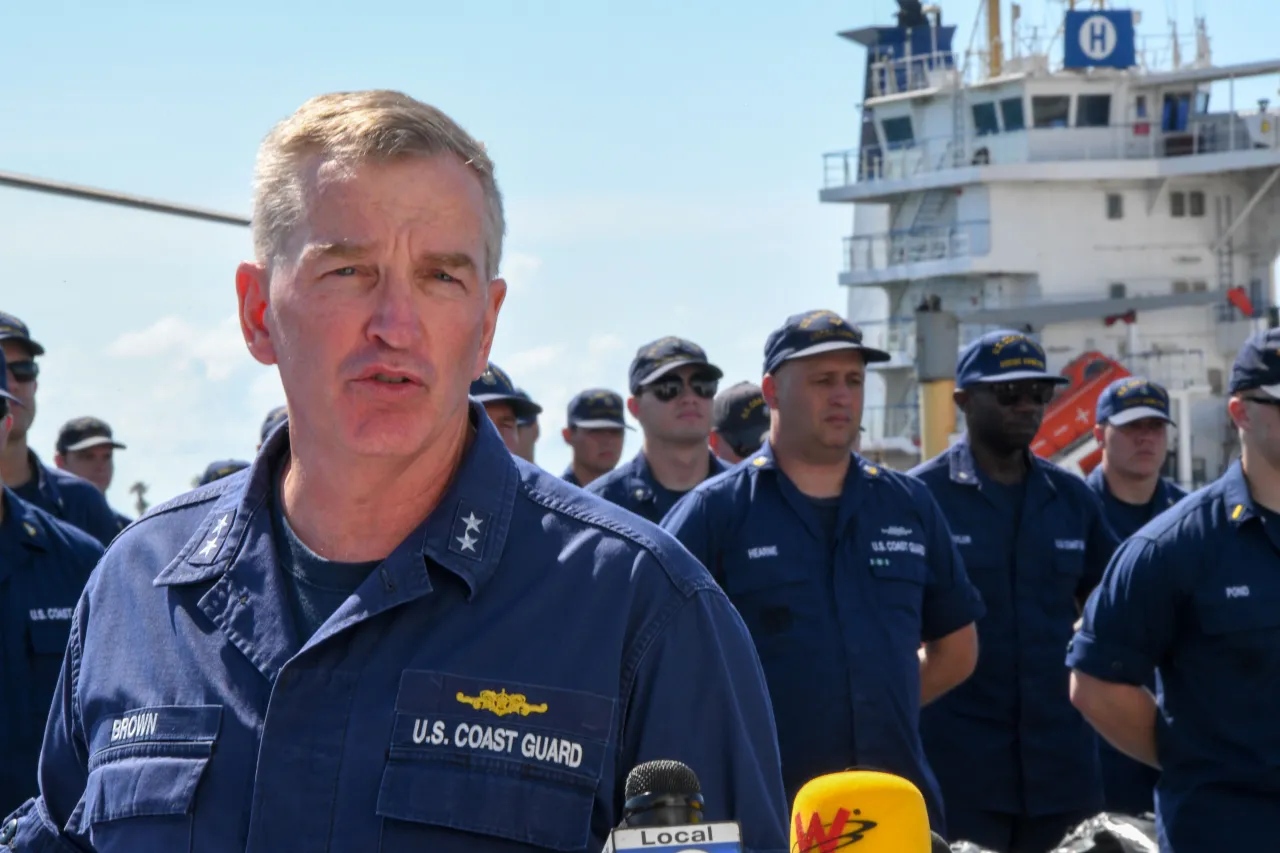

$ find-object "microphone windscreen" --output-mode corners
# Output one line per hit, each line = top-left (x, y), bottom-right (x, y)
(790, 770), (932, 853)
(930, 830), (951, 852)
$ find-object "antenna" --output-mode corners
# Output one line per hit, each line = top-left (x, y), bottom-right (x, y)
(986, 0), (1003, 77)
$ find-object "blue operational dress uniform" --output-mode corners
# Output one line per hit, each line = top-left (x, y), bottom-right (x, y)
(1085, 378), (1187, 818)
(910, 331), (1119, 846)
(0, 350), (106, 818)
(1068, 330), (1280, 852)
(662, 312), (985, 836)
(562, 389), (631, 489)
(0, 405), (788, 853)
(587, 338), (727, 524)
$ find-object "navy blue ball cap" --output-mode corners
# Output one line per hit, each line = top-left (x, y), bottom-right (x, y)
(629, 337), (723, 393)
(956, 330), (1070, 389)
(1229, 327), (1280, 397)
(57, 416), (127, 454)
(0, 348), (20, 407)
(567, 388), (631, 430)
(198, 459), (250, 487)
(0, 311), (44, 357)
(260, 405), (288, 442)
(712, 381), (769, 446)
(762, 310), (890, 376)
(512, 388), (540, 427)
(470, 363), (543, 420)
(1096, 377), (1173, 426)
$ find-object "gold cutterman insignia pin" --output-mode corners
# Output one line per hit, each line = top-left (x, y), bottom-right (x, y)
(24, 522), (38, 538)
(456, 689), (548, 717)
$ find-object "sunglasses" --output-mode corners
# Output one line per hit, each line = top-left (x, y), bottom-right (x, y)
(644, 374), (719, 403)
(6, 359), (38, 383)
(980, 381), (1056, 407)
(1243, 396), (1280, 408)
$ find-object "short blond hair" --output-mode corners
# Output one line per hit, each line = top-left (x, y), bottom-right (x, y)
(252, 90), (504, 278)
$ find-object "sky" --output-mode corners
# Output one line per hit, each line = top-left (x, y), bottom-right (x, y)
(2, 0), (1276, 516)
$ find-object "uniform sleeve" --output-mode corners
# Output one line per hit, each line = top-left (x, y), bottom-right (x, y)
(660, 491), (720, 581)
(917, 486), (986, 642)
(81, 488), (124, 549)
(1080, 488), (1121, 600)
(618, 587), (788, 853)
(1066, 536), (1182, 687)
(3, 592), (92, 850)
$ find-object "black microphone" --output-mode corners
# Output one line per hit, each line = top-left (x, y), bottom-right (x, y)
(604, 760), (742, 853)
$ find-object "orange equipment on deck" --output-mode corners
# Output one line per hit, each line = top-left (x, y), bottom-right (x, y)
(1030, 351), (1130, 473)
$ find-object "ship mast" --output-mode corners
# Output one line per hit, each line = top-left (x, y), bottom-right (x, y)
(987, 0), (1003, 76)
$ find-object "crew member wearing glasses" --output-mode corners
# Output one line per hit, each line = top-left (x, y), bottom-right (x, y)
(1068, 329), (1280, 853)
(910, 329), (1119, 853)
(0, 312), (122, 548)
(663, 310), (985, 836)
(586, 336), (728, 524)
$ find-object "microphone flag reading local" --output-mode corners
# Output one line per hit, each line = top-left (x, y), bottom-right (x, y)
(603, 759), (742, 853)
(790, 770), (935, 853)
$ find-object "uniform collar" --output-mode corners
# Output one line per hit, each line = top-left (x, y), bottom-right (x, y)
(626, 449), (725, 500)
(24, 449), (63, 510)
(1088, 465), (1181, 510)
(155, 402), (518, 600)
(1223, 460), (1257, 526)
(2, 486), (50, 552)
(743, 439), (882, 539)
(947, 436), (1057, 495)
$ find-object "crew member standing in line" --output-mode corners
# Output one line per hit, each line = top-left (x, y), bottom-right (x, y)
(710, 381), (769, 465)
(663, 309), (984, 835)
(512, 388), (540, 463)
(0, 90), (788, 853)
(0, 349), (104, 817)
(911, 330), (1118, 853)
(561, 389), (628, 487)
(54, 416), (132, 529)
(1084, 376), (1186, 818)
(0, 313), (122, 547)
(588, 337), (727, 523)
(1069, 328), (1280, 853)
(469, 363), (541, 456)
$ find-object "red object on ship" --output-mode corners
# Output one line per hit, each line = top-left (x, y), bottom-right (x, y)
(1031, 352), (1131, 467)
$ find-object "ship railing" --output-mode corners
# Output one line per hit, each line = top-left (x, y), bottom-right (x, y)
(844, 221), (988, 273)
(1121, 348), (1209, 392)
(824, 115), (1280, 188)
(861, 403), (920, 447)
(866, 50), (961, 98)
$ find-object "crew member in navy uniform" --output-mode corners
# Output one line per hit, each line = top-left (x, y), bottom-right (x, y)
(0, 313), (122, 548)
(910, 330), (1118, 853)
(512, 388), (540, 463)
(587, 337), (727, 522)
(54, 416), (132, 530)
(0, 91), (788, 853)
(0, 349), (104, 817)
(469, 363), (542, 456)
(258, 404), (288, 450)
(662, 309), (984, 836)
(710, 381), (769, 465)
(1084, 376), (1186, 818)
(196, 459), (251, 487)
(561, 388), (628, 487)
(1069, 328), (1280, 853)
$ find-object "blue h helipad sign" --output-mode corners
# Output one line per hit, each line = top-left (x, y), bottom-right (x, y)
(1064, 10), (1136, 69)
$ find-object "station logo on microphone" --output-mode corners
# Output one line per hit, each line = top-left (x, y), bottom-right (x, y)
(604, 822), (742, 853)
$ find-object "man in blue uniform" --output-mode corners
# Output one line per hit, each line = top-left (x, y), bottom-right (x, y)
(0, 349), (104, 817)
(512, 388), (540, 463)
(1084, 376), (1186, 818)
(910, 330), (1118, 853)
(54, 416), (132, 530)
(197, 459), (251, 487)
(0, 313), (122, 547)
(1068, 328), (1280, 852)
(470, 363), (542, 456)
(662, 309), (983, 835)
(588, 337), (728, 522)
(0, 90), (787, 853)
(561, 389), (628, 487)
(710, 381), (769, 465)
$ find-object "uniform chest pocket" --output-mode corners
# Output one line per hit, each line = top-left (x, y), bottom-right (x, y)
(1198, 596), (1280, 675)
(70, 705), (221, 853)
(377, 670), (614, 852)
(26, 619), (72, 717)
(869, 554), (927, 616)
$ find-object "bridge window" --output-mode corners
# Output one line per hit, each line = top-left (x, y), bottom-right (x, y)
(1171, 192), (1186, 217)
(1032, 95), (1071, 128)
(1189, 191), (1206, 217)
(1109, 282), (1127, 299)
(1077, 94), (1112, 127)
(1001, 97), (1026, 131)
(1106, 193), (1124, 220)
(881, 116), (915, 150)
(973, 102), (1000, 136)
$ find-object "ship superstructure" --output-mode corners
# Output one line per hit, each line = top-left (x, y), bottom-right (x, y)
(824, 0), (1280, 485)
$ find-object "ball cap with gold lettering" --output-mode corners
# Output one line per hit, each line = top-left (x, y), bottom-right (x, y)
(470, 363), (543, 420)
(0, 311), (44, 357)
(1096, 377), (1174, 426)
(629, 336), (723, 393)
(567, 388), (632, 430)
(763, 310), (890, 375)
(713, 381), (769, 451)
(1229, 327), (1280, 398)
(956, 329), (1070, 389)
